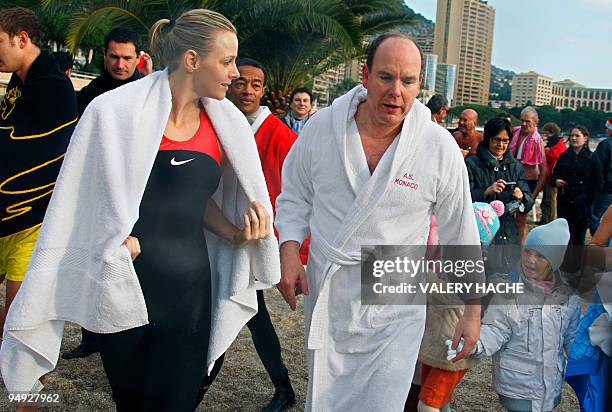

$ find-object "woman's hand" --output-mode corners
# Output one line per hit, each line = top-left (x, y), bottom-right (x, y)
(233, 201), (270, 246)
(556, 179), (568, 188)
(512, 187), (523, 200)
(123, 236), (141, 261)
(484, 179), (506, 197)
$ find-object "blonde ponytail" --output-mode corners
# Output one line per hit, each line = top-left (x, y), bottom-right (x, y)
(149, 9), (236, 72)
(149, 18), (172, 63)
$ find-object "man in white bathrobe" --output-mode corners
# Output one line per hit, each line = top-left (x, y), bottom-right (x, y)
(275, 33), (483, 411)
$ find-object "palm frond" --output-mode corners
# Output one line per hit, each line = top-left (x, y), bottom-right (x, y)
(40, 0), (417, 100)
(67, 6), (149, 50)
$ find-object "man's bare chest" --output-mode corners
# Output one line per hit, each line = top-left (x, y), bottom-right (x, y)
(361, 136), (395, 174)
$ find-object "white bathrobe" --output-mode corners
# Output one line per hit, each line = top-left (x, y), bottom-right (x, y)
(0, 70), (280, 392)
(275, 86), (481, 411)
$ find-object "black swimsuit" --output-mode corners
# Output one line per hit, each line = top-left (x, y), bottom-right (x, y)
(98, 110), (222, 411)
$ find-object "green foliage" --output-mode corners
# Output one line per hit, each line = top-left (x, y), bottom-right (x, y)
(489, 65), (514, 101)
(562, 106), (611, 135)
(38, 0), (414, 98)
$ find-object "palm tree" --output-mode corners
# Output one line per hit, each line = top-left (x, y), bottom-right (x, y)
(42, 0), (416, 97)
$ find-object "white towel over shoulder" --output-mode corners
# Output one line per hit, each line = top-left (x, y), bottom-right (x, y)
(0, 69), (280, 392)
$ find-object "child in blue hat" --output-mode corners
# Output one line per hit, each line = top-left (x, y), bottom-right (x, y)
(448, 219), (581, 412)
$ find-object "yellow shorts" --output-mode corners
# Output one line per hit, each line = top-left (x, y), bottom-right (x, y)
(0, 225), (41, 282)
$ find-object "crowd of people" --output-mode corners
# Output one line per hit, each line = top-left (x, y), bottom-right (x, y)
(0, 6), (610, 412)
(418, 93), (612, 412)
(428, 94), (612, 249)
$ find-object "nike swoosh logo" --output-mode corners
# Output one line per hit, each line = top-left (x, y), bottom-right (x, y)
(170, 157), (195, 166)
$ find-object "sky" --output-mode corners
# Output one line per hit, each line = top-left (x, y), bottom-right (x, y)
(405, 0), (612, 88)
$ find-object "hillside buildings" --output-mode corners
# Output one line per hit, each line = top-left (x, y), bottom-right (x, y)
(433, 0), (495, 105)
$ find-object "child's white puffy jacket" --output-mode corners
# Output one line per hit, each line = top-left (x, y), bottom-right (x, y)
(474, 272), (581, 412)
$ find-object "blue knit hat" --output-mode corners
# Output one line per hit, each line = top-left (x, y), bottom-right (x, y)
(473, 201), (504, 247)
(524, 218), (570, 271)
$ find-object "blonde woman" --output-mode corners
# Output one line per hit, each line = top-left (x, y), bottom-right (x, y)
(0, 9), (280, 411)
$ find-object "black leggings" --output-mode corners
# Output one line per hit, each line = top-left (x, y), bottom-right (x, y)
(98, 319), (220, 412)
(246, 290), (289, 388)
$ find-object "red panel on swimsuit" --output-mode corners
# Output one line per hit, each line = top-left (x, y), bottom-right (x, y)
(159, 109), (221, 165)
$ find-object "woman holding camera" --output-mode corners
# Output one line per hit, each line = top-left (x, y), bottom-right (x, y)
(466, 118), (534, 271)
(551, 126), (603, 245)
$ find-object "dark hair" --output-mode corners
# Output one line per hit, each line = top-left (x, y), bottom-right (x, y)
(426, 94), (448, 114)
(104, 27), (141, 53)
(570, 125), (590, 139)
(236, 57), (267, 83)
(366, 33), (423, 79)
(483, 117), (513, 151)
(542, 122), (561, 137)
(0, 7), (42, 47)
(290, 87), (313, 103)
(53, 51), (73, 72)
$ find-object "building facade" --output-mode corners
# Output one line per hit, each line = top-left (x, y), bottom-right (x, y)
(414, 34), (435, 54)
(311, 59), (365, 108)
(433, 0), (495, 106)
(311, 63), (346, 108)
(423, 54), (438, 93)
(435, 63), (457, 106)
(510, 71), (553, 107)
(551, 80), (612, 112)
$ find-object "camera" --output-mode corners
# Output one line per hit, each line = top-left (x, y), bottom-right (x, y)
(504, 181), (517, 191)
(505, 199), (525, 216)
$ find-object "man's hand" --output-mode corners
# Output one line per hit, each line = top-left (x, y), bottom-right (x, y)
(449, 303), (480, 362)
(233, 201), (270, 246)
(123, 236), (141, 261)
(512, 187), (523, 200)
(278, 241), (308, 311)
